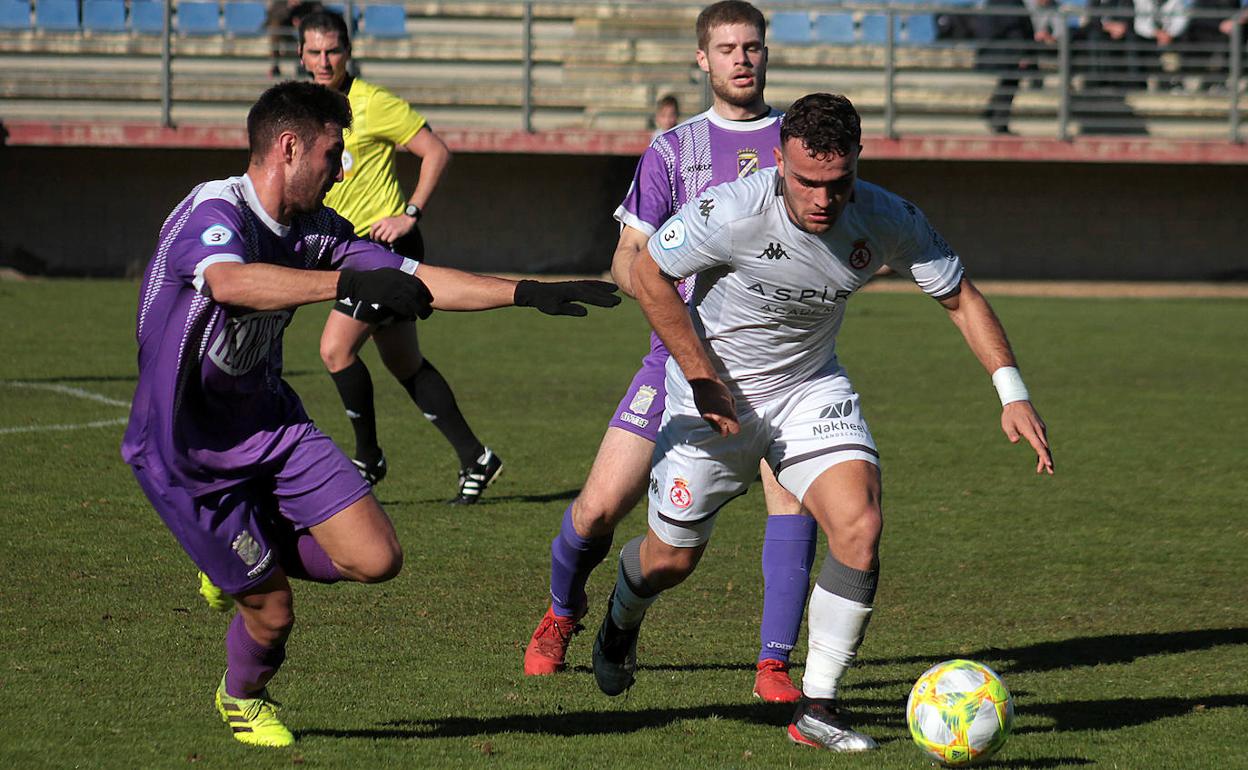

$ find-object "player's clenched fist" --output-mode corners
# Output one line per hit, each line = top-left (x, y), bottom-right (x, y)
(513, 280), (622, 317)
(336, 268), (434, 320)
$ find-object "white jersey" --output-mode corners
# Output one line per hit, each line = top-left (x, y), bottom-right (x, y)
(647, 167), (964, 405)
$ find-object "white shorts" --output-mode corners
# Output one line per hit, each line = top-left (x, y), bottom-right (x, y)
(647, 371), (878, 548)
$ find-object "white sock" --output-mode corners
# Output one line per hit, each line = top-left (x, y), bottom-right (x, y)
(802, 584), (873, 699)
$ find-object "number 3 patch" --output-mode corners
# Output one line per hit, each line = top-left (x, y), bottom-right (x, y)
(658, 218), (686, 250)
(201, 224), (234, 247)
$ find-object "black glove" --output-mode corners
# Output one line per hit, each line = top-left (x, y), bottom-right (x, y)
(336, 268), (434, 320)
(513, 279), (621, 317)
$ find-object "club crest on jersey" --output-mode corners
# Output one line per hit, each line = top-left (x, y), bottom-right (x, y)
(200, 224), (234, 247)
(737, 148), (759, 177)
(629, 385), (658, 415)
(849, 239), (872, 270)
(659, 218), (686, 250)
(669, 478), (693, 510)
(340, 149), (355, 175)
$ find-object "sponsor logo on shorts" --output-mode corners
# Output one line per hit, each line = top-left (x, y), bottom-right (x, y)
(819, 399), (855, 419)
(619, 412), (649, 428)
(669, 477), (693, 510)
(232, 531), (262, 566)
(659, 218), (686, 250)
(849, 239), (872, 270)
(201, 224), (234, 247)
(629, 385), (658, 415)
(737, 148), (759, 177)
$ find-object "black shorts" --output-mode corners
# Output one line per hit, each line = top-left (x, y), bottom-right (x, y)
(333, 225), (425, 325)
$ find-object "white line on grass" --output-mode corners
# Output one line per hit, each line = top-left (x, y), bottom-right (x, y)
(4, 381), (131, 408)
(1, 381), (132, 435)
(0, 418), (129, 435)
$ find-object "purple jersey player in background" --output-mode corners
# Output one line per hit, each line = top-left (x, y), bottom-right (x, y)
(523, 0), (818, 705)
(122, 81), (618, 749)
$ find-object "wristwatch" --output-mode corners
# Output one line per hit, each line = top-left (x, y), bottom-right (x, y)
(403, 203), (423, 222)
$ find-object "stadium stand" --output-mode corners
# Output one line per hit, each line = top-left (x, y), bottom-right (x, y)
(0, 0), (1241, 141)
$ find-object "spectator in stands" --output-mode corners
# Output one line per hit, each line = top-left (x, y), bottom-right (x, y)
(652, 93), (680, 139)
(1186, 0), (1243, 91)
(268, 0), (324, 78)
(1131, 0), (1192, 90)
(975, 0), (1037, 134)
(299, 10), (506, 504)
(1078, 0), (1145, 91)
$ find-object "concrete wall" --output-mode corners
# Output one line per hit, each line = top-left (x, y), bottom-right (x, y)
(1, 146), (1244, 280)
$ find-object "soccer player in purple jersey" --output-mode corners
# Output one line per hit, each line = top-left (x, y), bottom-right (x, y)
(121, 81), (618, 748)
(523, 0), (816, 704)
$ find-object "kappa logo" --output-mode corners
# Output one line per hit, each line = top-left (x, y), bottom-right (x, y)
(758, 242), (790, 261)
(849, 238), (872, 270)
(737, 148), (759, 177)
(819, 399), (855, 419)
(698, 198), (715, 224)
(669, 478), (693, 510)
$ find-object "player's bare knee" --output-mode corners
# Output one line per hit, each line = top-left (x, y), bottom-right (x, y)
(319, 338), (355, 373)
(837, 506), (883, 566)
(572, 490), (632, 539)
(342, 542), (404, 583)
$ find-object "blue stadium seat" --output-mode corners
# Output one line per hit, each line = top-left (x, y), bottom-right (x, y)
(813, 13), (855, 44)
(177, 1), (221, 35)
(770, 12), (810, 44)
(130, 0), (164, 33)
(223, 1), (265, 35)
(860, 13), (902, 44)
(904, 14), (938, 45)
(83, 0), (126, 32)
(361, 3), (404, 38)
(35, 0), (79, 30)
(0, 0), (31, 30)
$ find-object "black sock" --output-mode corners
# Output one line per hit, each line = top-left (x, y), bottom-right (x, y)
(401, 359), (484, 468)
(329, 359), (381, 463)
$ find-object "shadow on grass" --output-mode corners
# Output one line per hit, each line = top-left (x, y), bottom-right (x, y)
(1016, 693), (1248, 735)
(387, 488), (581, 506)
(864, 627), (1248, 675)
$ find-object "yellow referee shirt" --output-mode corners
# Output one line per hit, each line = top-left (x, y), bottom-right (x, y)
(324, 77), (428, 237)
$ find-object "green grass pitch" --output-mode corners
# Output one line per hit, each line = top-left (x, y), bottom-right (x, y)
(1, 279), (1245, 769)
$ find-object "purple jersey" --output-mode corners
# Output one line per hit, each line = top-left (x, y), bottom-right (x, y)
(121, 174), (413, 494)
(614, 107), (782, 364)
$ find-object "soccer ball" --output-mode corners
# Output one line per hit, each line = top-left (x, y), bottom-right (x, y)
(905, 659), (1014, 766)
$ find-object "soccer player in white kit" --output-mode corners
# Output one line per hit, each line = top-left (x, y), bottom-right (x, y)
(591, 93), (1054, 752)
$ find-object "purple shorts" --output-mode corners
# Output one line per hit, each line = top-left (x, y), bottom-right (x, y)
(131, 428), (370, 594)
(607, 356), (668, 443)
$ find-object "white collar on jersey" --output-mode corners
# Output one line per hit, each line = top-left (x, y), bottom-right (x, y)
(701, 105), (782, 132)
(240, 172), (290, 237)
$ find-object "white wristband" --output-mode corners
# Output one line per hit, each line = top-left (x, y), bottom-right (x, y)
(991, 366), (1030, 406)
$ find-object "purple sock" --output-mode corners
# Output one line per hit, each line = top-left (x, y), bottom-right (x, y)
(549, 503), (612, 617)
(225, 613), (286, 698)
(759, 514), (817, 664)
(274, 526), (342, 584)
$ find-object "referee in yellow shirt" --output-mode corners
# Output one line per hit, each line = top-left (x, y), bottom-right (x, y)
(300, 10), (502, 504)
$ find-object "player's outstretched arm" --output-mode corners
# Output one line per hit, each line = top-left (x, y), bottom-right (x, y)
(609, 226), (651, 298)
(203, 261), (342, 311)
(632, 248), (739, 436)
(938, 277), (1054, 475)
(414, 264), (620, 315)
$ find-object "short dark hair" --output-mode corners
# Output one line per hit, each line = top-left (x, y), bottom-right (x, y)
(298, 9), (351, 51)
(657, 93), (680, 111)
(247, 81), (352, 160)
(696, 1), (766, 50)
(780, 93), (861, 158)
